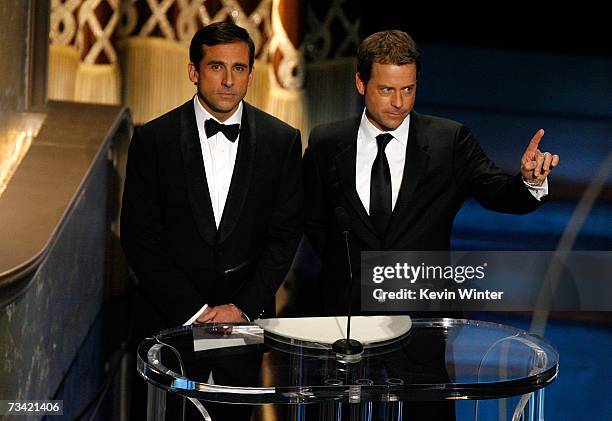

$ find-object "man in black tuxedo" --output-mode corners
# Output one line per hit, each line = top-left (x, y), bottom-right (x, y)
(122, 21), (302, 328)
(303, 30), (559, 316)
(121, 22), (302, 420)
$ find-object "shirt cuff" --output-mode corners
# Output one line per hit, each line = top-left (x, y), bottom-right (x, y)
(183, 303), (208, 326)
(523, 177), (549, 201)
(230, 303), (251, 323)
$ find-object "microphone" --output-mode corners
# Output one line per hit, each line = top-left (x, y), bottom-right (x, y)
(332, 207), (364, 358)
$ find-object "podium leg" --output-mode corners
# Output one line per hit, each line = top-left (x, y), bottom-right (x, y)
(146, 383), (166, 421)
(380, 401), (403, 421)
(319, 401), (374, 421)
(511, 390), (545, 421)
(319, 401), (342, 420)
(358, 401), (374, 420)
(537, 389), (545, 420)
(186, 398), (212, 421)
(389, 401), (404, 421)
(291, 401), (407, 421)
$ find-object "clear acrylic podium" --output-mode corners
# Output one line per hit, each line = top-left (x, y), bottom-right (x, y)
(137, 318), (558, 420)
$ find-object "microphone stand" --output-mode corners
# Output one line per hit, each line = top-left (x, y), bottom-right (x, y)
(332, 229), (364, 358)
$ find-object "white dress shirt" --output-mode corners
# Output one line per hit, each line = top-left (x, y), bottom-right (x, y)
(355, 109), (548, 214)
(193, 94), (242, 228)
(187, 95), (243, 324)
(356, 111), (411, 214)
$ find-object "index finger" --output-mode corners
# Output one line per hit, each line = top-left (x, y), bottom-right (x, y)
(526, 129), (545, 154)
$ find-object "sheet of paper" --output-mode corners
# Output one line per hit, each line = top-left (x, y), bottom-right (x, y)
(193, 337), (247, 352)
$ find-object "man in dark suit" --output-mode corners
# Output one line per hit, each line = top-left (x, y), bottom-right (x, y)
(303, 28), (560, 421)
(303, 29), (559, 316)
(303, 29), (560, 421)
(121, 22), (302, 420)
(121, 21), (302, 329)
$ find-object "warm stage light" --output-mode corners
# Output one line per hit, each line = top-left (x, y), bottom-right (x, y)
(0, 113), (45, 197)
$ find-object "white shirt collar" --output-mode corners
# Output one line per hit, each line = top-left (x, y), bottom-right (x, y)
(359, 109), (410, 146)
(193, 94), (243, 127)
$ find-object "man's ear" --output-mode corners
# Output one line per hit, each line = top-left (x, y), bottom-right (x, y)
(247, 66), (254, 87)
(188, 62), (199, 85)
(355, 72), (366, 95)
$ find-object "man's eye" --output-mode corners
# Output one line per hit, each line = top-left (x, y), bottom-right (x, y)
(404, 86), (414, 93)
(234, 66), (245, 72)
(380, 88), (392, 94)
(211, 64), (221, 70)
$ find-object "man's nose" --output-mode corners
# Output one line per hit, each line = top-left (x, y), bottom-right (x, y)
(391, 91), (403, 108)
(222, 69), (234, 87)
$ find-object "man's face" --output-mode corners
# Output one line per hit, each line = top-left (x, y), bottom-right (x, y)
(188, 41), (253, 122)
(356, 62), (417, 131)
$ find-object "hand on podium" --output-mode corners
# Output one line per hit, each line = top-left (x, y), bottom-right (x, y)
(196, 304), (248, 323)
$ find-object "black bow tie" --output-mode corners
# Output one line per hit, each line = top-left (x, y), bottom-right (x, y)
(204, 118), (240, 142)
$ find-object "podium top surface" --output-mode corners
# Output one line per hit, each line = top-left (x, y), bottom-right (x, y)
(137, 317), (558, 403)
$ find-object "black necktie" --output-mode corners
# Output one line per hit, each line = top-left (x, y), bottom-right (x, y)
(370, 133), (393, 237)
(204, 118), (240, 142)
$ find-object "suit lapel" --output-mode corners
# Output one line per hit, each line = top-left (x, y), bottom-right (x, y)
(217, 101), (256, 244)
(178, 100), (217, 245)
(334, 119), (380, 248)
(386, 112), (430, 246)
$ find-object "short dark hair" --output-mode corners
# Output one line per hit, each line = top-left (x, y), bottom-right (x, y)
(357, 30), (421, 82)
(189, 22), (255, 69)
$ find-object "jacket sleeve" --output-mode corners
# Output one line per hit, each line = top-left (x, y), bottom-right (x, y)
(230, 129), (304, 320)
(302, 129), (328, 258)
(453, 125), (542, 214)
(120, 128), (205, 326)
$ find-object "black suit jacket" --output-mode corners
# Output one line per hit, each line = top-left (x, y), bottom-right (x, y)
(121, 99), (302, 328)
(303, 112), (541, 315)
